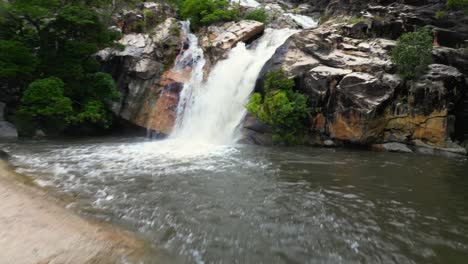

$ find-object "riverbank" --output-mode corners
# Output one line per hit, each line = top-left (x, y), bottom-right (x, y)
(0, 159), (150, 264)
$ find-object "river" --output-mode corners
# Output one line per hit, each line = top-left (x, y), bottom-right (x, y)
(1, 137), (468, 264)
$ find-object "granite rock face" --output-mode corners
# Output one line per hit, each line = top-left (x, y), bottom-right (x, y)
(97, 18), (182, 132)
(246, 5), (467, 155)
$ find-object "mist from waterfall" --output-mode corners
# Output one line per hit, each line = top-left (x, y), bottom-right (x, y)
(171, 28), (297, 145)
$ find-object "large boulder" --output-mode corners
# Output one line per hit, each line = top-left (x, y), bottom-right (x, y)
(325, 72), (400, 143)
(201, 20), (265, 63)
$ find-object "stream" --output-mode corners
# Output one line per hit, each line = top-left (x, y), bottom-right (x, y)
(2, 137), (468, 264)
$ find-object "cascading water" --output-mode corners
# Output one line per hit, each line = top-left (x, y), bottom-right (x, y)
(171, 28), (297, 145)
(284, 13), (318, 29)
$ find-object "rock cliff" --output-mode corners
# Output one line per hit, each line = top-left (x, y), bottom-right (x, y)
(245, 0), (467, 155)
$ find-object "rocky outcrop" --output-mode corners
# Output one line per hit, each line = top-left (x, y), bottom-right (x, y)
(201, 20), (265, 63)
(248, 8), (467, 155)
(98, 18), (183, 132)
(113, 1), (177, 34)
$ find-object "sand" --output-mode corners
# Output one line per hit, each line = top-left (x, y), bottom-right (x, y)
(0, 159), (152, 264)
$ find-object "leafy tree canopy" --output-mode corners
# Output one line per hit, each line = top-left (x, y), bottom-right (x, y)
(0, 0), (122, 136)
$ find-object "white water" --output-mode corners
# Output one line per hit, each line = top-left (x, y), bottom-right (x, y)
(171, 28), (297, 145)
(285, 13), (318, 29)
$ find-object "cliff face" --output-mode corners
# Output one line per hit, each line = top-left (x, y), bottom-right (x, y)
(245, 1), (468, 155)
(96, 0), (467, 154)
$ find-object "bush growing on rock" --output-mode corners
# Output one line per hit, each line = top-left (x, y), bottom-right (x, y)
(391, 28), (433, 80)
(179, 0), (239, 29)
(244, 8), (268, 23)
(447, 0), (468, 11)
(246, 70), (309, 144)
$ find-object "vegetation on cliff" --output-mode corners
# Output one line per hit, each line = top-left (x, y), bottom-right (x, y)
(391, 28), (433, 80)
(447, 0), (468, 11)
(246, 70), (308, 144)
(170, 0), (239, 29)
(0, 0), (122, 136)
(244, 8), (268, 23)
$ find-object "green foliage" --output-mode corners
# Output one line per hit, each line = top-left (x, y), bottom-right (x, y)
(73, 100), (112, 128)
(447, 0), (468, 10)
(435, 10), (447, 19)
(179, 0), (239, 29)
(246, 70), (309, 145)
(0, 40), (38, 82)
(143, 9), (159, 30)
(2, 0), (122, 136)
(17, 77), (73, 135)
(391, 28), (433, 80)
(244, 8), (268, 23)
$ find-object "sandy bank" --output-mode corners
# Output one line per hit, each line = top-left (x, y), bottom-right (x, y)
(0, 159), (151, 264)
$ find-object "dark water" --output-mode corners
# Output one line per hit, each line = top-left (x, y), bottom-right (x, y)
(2, 137), (468, 264)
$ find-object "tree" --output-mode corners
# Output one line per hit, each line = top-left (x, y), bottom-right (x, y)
(246, 70), (309, 144)
(1, 0), (122, 136)
(0, 40), (38, 84)
(391, 28), (433, 80)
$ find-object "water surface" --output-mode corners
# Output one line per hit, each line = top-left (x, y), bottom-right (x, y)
(2, 137), (468, 264)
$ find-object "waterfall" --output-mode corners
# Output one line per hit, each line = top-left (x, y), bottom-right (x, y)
(171, 28), (297, 145)
(284, 13), (318, 29)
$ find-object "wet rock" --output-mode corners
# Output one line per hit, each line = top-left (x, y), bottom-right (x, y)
(372, 142), (413, 153)
(302, 66), (352, 105)
(433, 47), (468, 75)
(408, 64), (464, 115)
(0, 102), (17, 139)
(98, 18), (182, 130)
(0, 149), (9, 160)
(202, 20), (265, 62)
(145, 82), (184, 135)
(412, 139), (467, 157)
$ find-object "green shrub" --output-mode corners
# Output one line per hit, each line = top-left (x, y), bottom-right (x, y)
(17, 77), (73, 136)
(447, 0), (468, 10)
(244, 8), (268, 23)
(143, 9), (158, 29)
(435, 10), (447, 19)
(246, 70), (309, 144)
(391, 28), (433, 80)
(179, 0), (239, 29)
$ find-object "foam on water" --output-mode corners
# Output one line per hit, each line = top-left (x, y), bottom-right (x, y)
(285, 13), (318, 29)
(230, 0), (261, 8)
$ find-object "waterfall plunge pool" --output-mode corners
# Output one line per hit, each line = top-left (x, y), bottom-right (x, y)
(2, 137), (468, 264)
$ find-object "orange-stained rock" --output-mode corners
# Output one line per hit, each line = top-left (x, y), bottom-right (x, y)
(328, 113), (365, 142)
(147, 85), (182, 134)
(159, 68), (191, 86)
(311, 113), (326, 132)
(384, 109), (449, 146)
